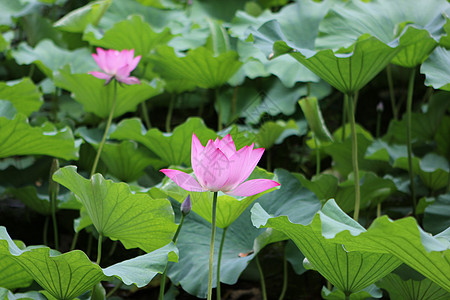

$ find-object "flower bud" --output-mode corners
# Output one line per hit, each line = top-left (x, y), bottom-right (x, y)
(181, 195), (191, 216)
(376, 101), (384, 113)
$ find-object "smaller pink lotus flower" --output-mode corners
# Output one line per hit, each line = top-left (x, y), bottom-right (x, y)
(161, 134), (280, 197)
(89, 48), (141, 85)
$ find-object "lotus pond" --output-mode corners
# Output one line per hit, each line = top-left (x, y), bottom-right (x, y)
(0, 0), (449, 299)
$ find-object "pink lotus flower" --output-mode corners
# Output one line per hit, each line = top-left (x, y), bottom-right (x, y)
(89, 48), (141, 85)
(161, 134), (280, 197)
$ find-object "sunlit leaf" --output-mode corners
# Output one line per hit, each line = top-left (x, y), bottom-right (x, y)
(322, 284), (382, 300)
(0, 114), (80, 160)
(0, 78), (42, 117)
(251, 199), (401, 295)
(54, 66), (163, 118)
(53, 166), (177, 252)
(0, 227), (177, 299)
(377, 271), (450, 299)
(318, 202), (450, 291)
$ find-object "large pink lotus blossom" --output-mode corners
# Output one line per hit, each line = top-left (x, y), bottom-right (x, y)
(89, 48), (141, 85)
(161, 134), (280, 197)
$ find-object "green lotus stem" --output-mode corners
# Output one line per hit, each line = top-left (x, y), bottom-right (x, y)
(278, 248), (288, 300)
(386, 64), (398, 120)
(406, 68), (417, 216)
(255, 254), (267, 300)
(267, 149), (272, 172)
(166, 94), (175, 133)
(345, 293), (350, 300)
(87, 233), (93, 257)
(107, 241), (118, 258)
(347, 93), (361, 221)
(49, 158), (59, 250)
(342, 94), (348, 142)
(141, 101), (152, 129)
(314, 135), (320, 176)
(96, 233), (103, 265)
(377, 202), (381, 218)
(106, 282), (123, 298)
(376, 110), (382, 139)
(90, 79), (118, 177)
(70, 231), (79, 251)
(207, 192), (218, 300)
(159, 214), (186, 300)
(215, 89), (223, 131)
(216, 227), (228, 300)
(43, 216), (49, 245)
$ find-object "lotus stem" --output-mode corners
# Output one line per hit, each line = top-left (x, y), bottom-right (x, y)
(96, 233), (103, 265)
(406, 68), (417, 216)
(314, 135), (320, 176)
(70, 231), (79, 251)
(215, 89), (223, 131)
(166, 94), (175, 133)
(49, 158), (59, 250)
(43, 216), (49, 246)
(347, 93), (361, 221)
(141, 101), (152, 129)
(255, 254), (267, 300)
(207, 192), (218, 300)
(90, 79), (118, 178)
(159, 214), (186, 300)
(341, 94), (348, 142)
(278, 247), (288, 300)
(386, 64), (398, 120)
(106, 282), (123, 298)
(216, 227), (228, 300)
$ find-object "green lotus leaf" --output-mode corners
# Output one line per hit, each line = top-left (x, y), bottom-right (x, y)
(377, 271), (450, 299)
(77, 127), (162, 182)
(83, 14), (173, 59)
(367, 142), (449, 190)
(97, 0), (188, 32)
(421, 47), (450, 91)
(253, 20), (400, 94)
(0, 254), (33, 290)
(318, 202), (450, 291)
(0, 0), (44, 28)
(316, 0), (448, 67)
(0, 78), (42, 117)
(53, 166), (177, 253)
(0, 227), (177, 299)
(423, 194), (450, 235)
(54, 66), (163, 118)
(321, 284), (382, 300)
(110, 117), (217, 167)
(382, 91), (450, 144)
(251, 199), (401, 295)
(299, 97), (333, 143)
(0, 288), (45, 300)
(150, 46), (242, 90)
(255, 119), (299, 149)
(53, 0), (112, 33)
(11, 40), (97, 78)
(230, 0), (331, 86)
(0, 114), (80, 160)
(166, 169), (321, 297)
(324, 133), (389, 177)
